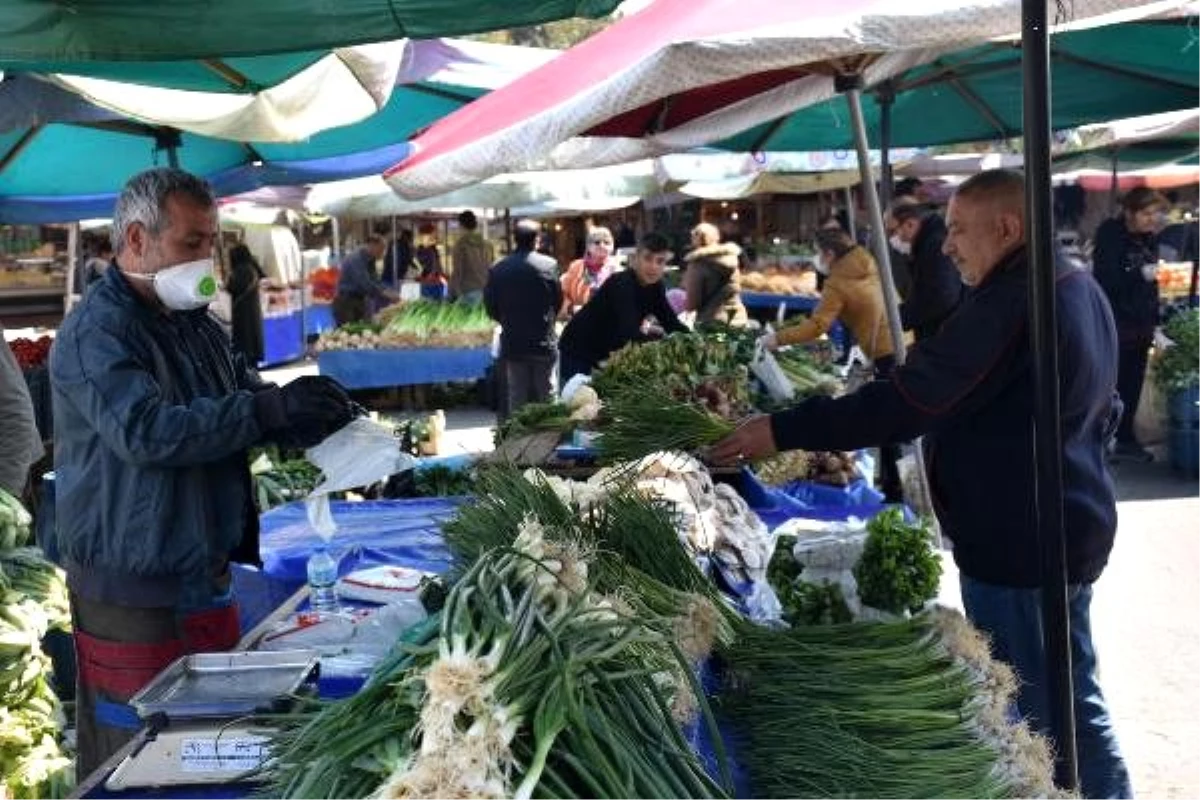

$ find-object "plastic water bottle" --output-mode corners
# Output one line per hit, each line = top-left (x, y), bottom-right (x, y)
(306, 546), (340, 616)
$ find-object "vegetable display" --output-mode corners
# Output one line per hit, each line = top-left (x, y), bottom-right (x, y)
(0, 490), (73, 799)
(719, 612), (1056, 799)
(6, 338), (52, 372)
(315, 301), (494, 351)
(262, 524), (728, 799)
(595, 392), (734, 464)
(853, 508), (943, 615)
(591, 332), (752, 418)
(1153, 308), (1199, 392)
(755, 449), (861, 487)
(257, 456), (1051, 800)
(773, 348), (843, 398)
(250, 450), (323, 512)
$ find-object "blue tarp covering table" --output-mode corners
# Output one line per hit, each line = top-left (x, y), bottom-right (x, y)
(317, 347), (492, 388)
(260, 310), (305, 367)
(304, 302), (336, 337)
(740, 291), (819, 313)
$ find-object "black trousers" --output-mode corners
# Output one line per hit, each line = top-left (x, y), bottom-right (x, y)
(1115, 336), (1152, 445)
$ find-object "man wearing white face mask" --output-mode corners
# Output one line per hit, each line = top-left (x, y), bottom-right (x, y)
(49, 168), (358, 777)
(886, 199), (964, 341)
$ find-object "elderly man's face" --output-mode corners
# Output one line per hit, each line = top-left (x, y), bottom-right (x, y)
(125, 193), (218, 277)
(943, 195), (1023, 287)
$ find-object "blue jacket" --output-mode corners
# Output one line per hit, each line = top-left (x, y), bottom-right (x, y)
(50, 266), (270, 610)
(771, 247), (1121, 588)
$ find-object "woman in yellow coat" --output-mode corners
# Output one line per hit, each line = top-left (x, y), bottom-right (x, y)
(766, 227), (896, 373)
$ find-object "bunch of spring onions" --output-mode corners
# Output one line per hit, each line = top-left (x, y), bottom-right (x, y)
(718, 611), (1056, 799)
(261, 520), (730, 799)
(595, 391), (735, 465)
(441, 466), (734, 631)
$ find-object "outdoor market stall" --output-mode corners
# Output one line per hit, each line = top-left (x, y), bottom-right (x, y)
(65, 445), (1058, 799)
(314, 301), (495, 389)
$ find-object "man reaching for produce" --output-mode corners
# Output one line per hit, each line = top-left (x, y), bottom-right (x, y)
(50, 168), (358, 778)
(558, 232), (688, 381)
(763, 226), (896, 374)
(711, 170), (1132, 799)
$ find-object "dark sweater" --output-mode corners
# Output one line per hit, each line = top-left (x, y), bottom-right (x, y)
(558, 270), (687, 371)
(1092, 217), (1159, 338)
(483, 248), (562, 359)
(900, 214), (964, 340)
(770, 247), (1121, 588)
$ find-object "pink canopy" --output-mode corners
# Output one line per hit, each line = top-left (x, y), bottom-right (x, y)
(384, 0), (1171, 199)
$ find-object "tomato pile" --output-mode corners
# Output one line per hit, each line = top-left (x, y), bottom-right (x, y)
(8, 336), (53, 371)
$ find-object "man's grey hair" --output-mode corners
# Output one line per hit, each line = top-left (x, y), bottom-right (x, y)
(111, 168), (216, 254)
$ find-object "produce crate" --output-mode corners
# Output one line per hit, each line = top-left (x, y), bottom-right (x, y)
(1167, 385), (1199, 428)
(1168, 426), (1199, 476)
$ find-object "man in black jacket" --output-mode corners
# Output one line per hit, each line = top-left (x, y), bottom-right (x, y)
(712, 170), (1131, 799)
(484, 220), (562, 422)
(886, 199), (965, 341)
(558, 231), (688, 381)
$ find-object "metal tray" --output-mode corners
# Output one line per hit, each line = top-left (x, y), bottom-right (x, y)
(129, 650), (318, 720)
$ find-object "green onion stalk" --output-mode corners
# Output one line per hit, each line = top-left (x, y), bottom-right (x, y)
(716, 614), (1057, 799)
(261, 520), (729, 799)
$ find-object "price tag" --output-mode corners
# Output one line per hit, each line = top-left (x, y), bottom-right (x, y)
(179, 735), (270, 773)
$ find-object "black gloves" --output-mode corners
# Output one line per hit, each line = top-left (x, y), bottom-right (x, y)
(255, 376), (357, 447)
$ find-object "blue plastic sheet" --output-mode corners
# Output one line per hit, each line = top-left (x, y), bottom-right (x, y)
(258, 498), (459, 589)
(317, 347), (492, 388)
(739, 292), (819, 313)
(261, 311), (305, 367)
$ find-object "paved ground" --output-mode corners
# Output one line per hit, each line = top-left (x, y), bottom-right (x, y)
(263, 362), (1200, 796)
(1096, 454), (1199, 799)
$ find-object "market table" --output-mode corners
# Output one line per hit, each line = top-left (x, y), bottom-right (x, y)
(317, 347), (492, 389)
(78, 482), (905, 799)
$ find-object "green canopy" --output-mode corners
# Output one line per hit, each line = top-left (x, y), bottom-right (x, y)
(717, 17), (1197, 152)
(0, 0), (616, 62)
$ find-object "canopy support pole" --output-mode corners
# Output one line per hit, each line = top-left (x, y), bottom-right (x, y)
(1109, 149), (1120, 212)
(877, 82), (896, 207)
(841, 76), (940, 545)
(331, 217), (342, 263)
(842, 186), (856, 239)
(64, 222), (80, 315)
(840, 79), (905, 365)
(390, 215), (399, 286)
(1023, 0), (1079, 791)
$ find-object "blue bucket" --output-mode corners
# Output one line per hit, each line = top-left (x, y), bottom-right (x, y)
(1167, 385), (1199, 428)
(1168, 426), (1199, 476)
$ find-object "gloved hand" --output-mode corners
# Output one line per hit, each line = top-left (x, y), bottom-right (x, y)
(255, 376), (357, 446)
(1153, 327), (1175, 350)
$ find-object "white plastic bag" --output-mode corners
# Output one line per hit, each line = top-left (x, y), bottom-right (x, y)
(750, 338), (795, 402)
(304, 418), (417, 539)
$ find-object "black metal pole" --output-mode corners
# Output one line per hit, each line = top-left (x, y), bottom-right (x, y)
(877, 82), (896, 207)
(1021, 0), (1079, 791)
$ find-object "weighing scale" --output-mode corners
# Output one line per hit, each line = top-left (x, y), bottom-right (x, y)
(103, 650), (318, 790)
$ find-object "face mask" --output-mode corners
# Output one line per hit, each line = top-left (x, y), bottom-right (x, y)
(889, 234), (912, 256)
(126, 258), (219, 310)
